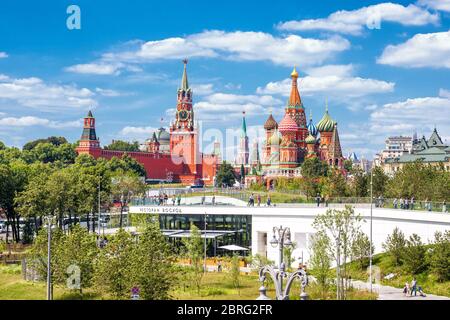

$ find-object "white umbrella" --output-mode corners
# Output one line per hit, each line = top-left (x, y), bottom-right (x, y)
(218, 245), (249, 251)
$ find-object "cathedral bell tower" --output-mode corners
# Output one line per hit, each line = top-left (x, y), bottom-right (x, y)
(170, 59), (199, 174)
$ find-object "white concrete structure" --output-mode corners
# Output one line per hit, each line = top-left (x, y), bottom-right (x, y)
(129, 204), (450, 268)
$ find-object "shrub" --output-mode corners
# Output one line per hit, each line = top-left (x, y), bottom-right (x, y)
(428, 231), (450, 282)
(382, 227), (406, 266)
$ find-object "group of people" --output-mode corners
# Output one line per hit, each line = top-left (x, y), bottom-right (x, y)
(315, 194), (329, 207)
(247, 194), (271, 207)
(200, 195), (216, 206)
(403, 278), (426, 297)
(393, 198), (448, 213)
(393, 197), (415, 210)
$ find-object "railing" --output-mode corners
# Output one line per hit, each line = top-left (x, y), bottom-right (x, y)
(130, 188), (449, 213)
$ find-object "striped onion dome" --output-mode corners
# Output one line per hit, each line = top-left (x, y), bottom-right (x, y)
(307, 118), (318, 137)
(269, 130), (282, 145)
(264, 114), (278, 130)
(278, 113), (298, 134)
(317, 109), (335, 132)
(305, 133), (316, 144)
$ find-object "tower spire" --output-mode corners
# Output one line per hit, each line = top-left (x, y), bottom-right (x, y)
(180, 59), (189, 91)
(288, 66), (302, 108)
(241, 111), (247, 138)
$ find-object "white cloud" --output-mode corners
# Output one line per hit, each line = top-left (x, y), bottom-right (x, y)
(0, 75), (97, 111)
(190, 92), (283, 121)
(257, 66), (394, 98)
(202, 93), (281, 106)
(439, 88), (450, 98)
(191, 83), (214, 96)
(369, 96), (450, 137)
(418, 0), (450, 12)
(278, 3), (439, 35)
(0, 52), (8, 58)
(118, 126), (158, 142)
(95, 87), (126, 97)
(378, 30), (450, 69)
(71, 30), (350, 73)
(0, 116), (82, 128)
(65, 63), (123, 75)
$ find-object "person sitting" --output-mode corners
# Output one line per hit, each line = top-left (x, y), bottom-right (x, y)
(418, 286), (426, 297)
(403, 282), (410, 296)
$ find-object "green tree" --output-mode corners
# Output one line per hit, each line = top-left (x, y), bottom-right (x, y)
(240, 164), (245, 184)
(301, 158), (329, 178)
(132, 222), (175, 300)
(54, 225), (98, 295)
(111, 170), (146, 228)
(23, 136), (68, 151)
(93, 229), (136, 299)
(229, 254), (241, 295)
(309, 231), (332, 298)
(312, 206), (362, 300)
(215, 161), (236, 187)
(350, 168), (369, 198)
(322, 170), (348, 198)
(182, 224), (204, 294)
(351, 231), (373, 270)
(402, 234), (427, 275)
(428, 231), (450, 282)
(382, 227), (406, 266)
(108, 154), (146, 177)
(104, 140), (140, 152)
(372, 166), (389, 197)
(0, 141), (6, 150)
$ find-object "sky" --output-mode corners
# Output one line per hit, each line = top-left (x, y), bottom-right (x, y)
(0, 0), (449, 160)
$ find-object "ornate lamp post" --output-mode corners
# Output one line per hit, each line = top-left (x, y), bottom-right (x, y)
(256, 225), (308, 300)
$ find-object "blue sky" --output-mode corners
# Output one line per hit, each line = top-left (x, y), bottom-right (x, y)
(0, 0), (449, 160)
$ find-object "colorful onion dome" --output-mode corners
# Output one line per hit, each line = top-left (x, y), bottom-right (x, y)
(317, 101), (335, 133)
(305, 133), (316, 144)
(269, 130), (282, 145)
(278, 113), (298, 134)
(264, 113), (278, 130)
(307, 118), (318, 137)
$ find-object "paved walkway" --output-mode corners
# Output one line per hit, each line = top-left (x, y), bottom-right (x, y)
(351, 280), (450, 300)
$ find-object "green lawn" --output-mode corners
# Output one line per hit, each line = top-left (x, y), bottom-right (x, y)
(1, 264), (376, 300)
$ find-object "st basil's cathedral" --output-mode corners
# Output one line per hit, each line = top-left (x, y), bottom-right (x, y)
(235, 67), (344, 188)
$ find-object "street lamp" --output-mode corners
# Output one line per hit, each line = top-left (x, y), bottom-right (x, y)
(203, 212), (208, 274)
(43, 214), (56, 300)
(257, 225), (308, 300)
(270, 225), (292, 270)
(369, 167), (374, 293)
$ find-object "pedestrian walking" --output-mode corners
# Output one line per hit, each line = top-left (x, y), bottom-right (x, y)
(316, 193), (321, 207)
(267, 195), (271, 207)
(442, 200), (447, 213)
(410, 197), (415, 210)
(400, 198), (404, 209)
(201, 195), (205, 205)
(393, 198), (398, 209)
(257, 194), (261, 207)
(172, 195), (176, 206)
(405, 198), (409, 210)
(410, 278), (417, 296)
(177, 194), (181, 206)
(212, 195), (215, 206)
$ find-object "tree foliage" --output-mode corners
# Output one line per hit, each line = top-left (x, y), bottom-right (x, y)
(427, 231), (450, 282)
(215, 161), (236, 187)
(382, 227), (406, 266)
(402, 234), (427, 275)
(104, 140), (140, 152)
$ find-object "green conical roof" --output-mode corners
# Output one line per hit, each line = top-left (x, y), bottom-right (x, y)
(241, 112), (247, 138)
(87, 110), (93, 118)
